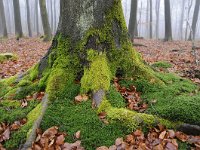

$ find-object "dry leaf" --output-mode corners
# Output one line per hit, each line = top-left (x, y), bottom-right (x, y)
(75, 130), (81, 139)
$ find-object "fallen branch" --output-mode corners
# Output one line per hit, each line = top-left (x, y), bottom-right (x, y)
(133, 43), (147, 47)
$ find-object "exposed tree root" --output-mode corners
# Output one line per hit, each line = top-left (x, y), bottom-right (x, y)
(21, 94), (49, 150)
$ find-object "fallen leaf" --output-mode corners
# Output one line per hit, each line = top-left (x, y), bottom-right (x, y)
(96, 146), (109, 150)
(56, 134), (65, 146)
(75, 130), (81, 139)
(159, 131), (166, 139)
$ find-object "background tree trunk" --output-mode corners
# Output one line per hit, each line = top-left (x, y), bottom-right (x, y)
(155, 0), (160, 39)
(189, 0), (200, 40)
(164, 0), (172, 41)
(13, 0), (23, 38)
(179, 0), (185, 40)
(0, 0), (7, 37)
(39, 0), (52, 41)
(128, 0), (138, 42)
(35, 0), (40, 36)
(150, 0), (153, 39)
(26, 0), (32, 37)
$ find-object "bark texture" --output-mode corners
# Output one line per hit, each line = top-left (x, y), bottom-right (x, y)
(164, 0), (172, 41)
(13, 0), (23, 38)
(39, 0), (52, 41)
(0, 0), (7, 37)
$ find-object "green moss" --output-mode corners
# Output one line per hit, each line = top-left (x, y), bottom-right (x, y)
(151, 61), (172, 69)
(0, 100), (21, 108)
(119, 72), (200, 125)
(100, 102), (177, 130)
(28, 64), (39, 81)
(0, 53), (17, 63)
(107, 86), (126, 108)
(18, 80), (32, 87)
(0, 100), (38, 123)
(4, 102), (41, 149)
(81, 50), (112, 93)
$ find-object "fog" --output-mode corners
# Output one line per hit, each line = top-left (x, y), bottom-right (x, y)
(0, 0), (200, 40)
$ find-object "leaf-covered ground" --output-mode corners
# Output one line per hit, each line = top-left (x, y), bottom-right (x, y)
(135, 39), (200, 83)
(0, 38), (50, 79)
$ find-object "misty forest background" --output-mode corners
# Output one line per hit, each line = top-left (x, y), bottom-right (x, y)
(1, 0), (200, 41)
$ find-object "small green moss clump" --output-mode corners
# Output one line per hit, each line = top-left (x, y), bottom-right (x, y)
(0, 53), (17, 63)
(151, 61), (172, 69)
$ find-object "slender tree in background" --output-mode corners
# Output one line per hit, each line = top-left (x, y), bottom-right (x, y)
(53, 0), (57, 33)
(146, 0), (150, 38)
(150, 0), (153, 38)
(13, 0), (23, 38)
(164, 0), (172, 41)
(189, 0), (200, 40)
(35, 0), (40, 36)
(179, 0), (185, 40)
(0, 0), (7, 37)
(128, 0), (138, 42)
(26, 0), (32, 37)
(50, 0), (53, 31)
(39, 0), (52, 41)
(155, 0), (160, 39)
(185, 0), (193, 40)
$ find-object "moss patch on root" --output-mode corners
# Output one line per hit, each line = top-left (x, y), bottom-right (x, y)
(81, 50), (112, 93)
(119, 72), (200, 125)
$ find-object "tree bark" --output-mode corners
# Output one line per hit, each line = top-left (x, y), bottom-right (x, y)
(189, 0), (200, 41)
(39, 0), (52, 41)
(13, 0), (23, 38)
(128, 0), (138, 42)
(0, 0), (7, 37)
(26, 0), (32, 37)
(164, 0), (172, 41)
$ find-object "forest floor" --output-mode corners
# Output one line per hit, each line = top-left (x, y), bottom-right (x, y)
(0, 38), (200, 82)
(0, 38), (200, 149)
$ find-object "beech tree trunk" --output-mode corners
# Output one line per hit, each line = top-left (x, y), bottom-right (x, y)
(39, 0), (52, 41)
(128, 0), (138, 42)
(13, 0), (23, 38)
(37, 0), (157, 103)
(189, 0), (200, 41)
(164, 0), (172, 41)
(0, 0), (7, 37)
(26, 0), (32, 37)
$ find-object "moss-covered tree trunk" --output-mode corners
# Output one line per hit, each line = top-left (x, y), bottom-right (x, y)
(38, 0), (158, 103)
